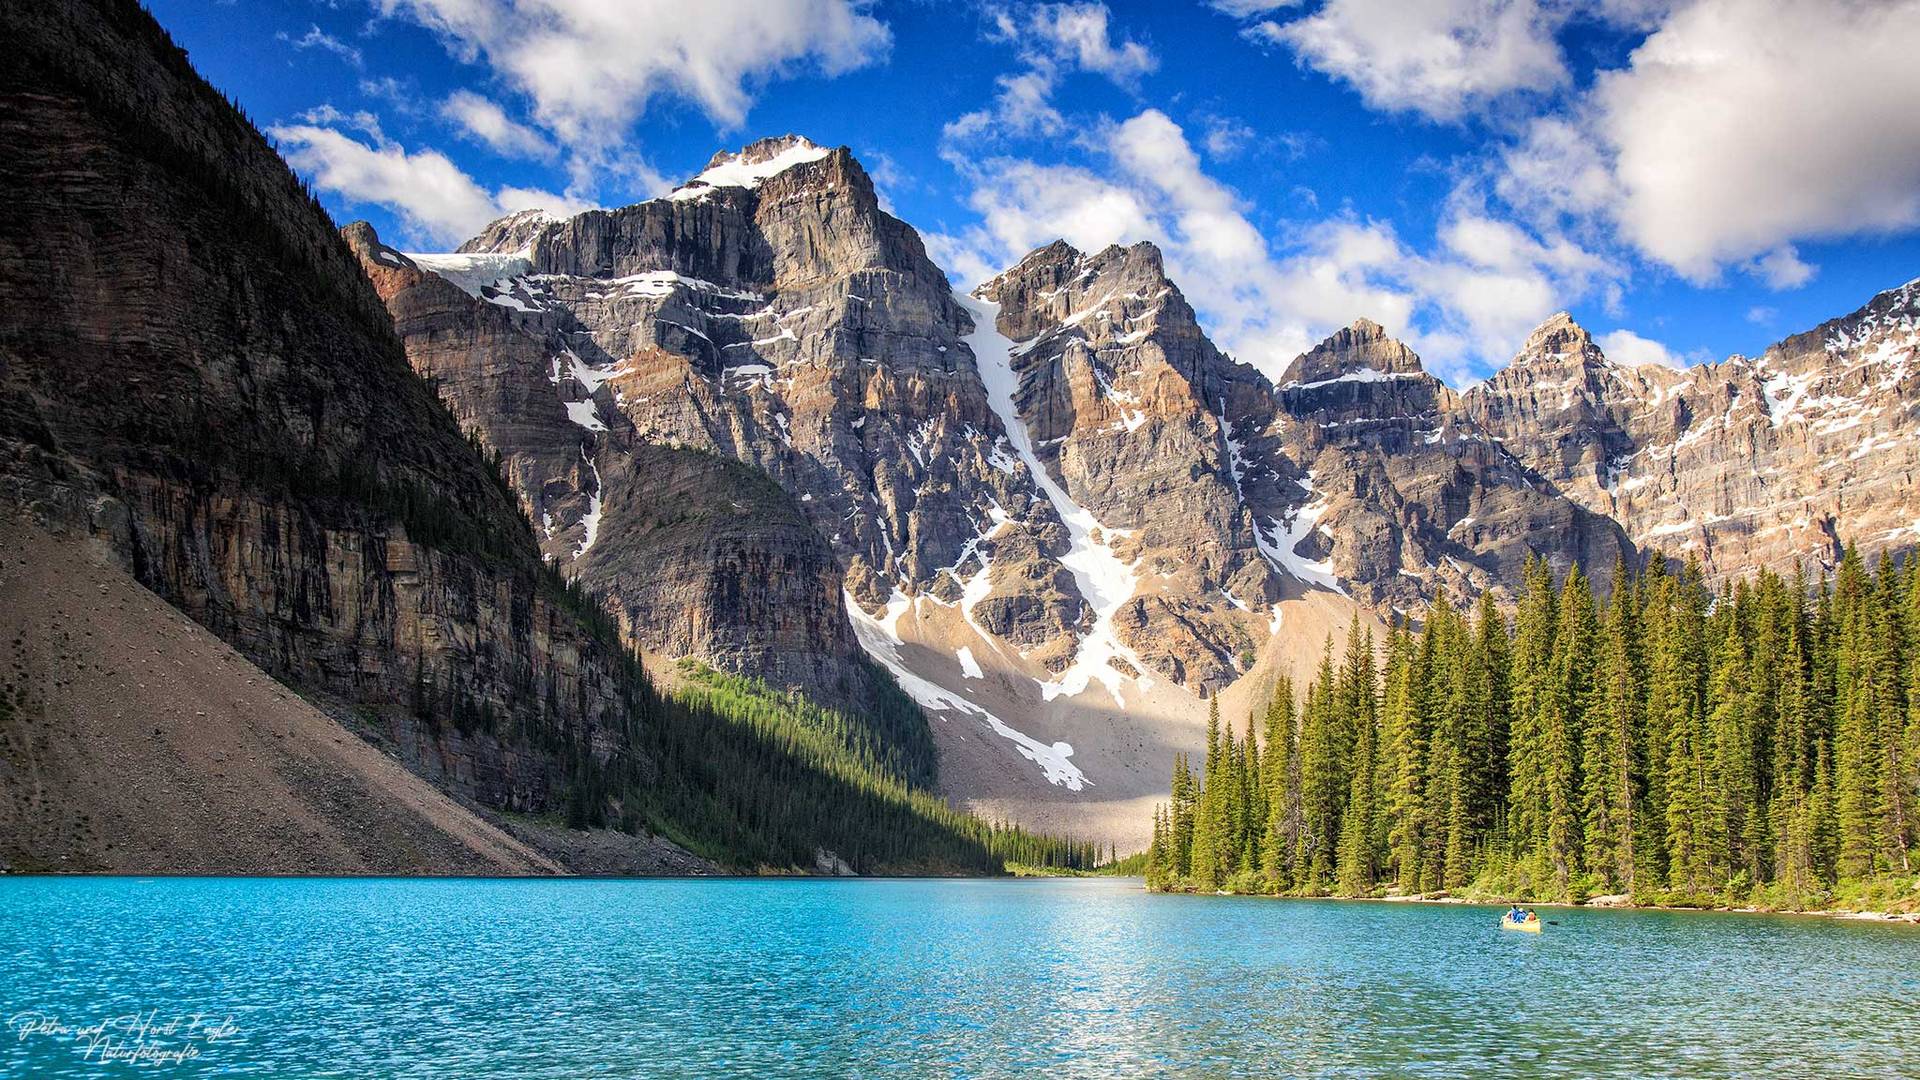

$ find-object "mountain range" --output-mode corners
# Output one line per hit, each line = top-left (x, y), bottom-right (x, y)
(345, 133), (1920, 848)
(3, 0), (1915, 865)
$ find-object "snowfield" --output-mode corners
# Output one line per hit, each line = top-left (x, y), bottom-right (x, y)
(959, 292), (1152, 707)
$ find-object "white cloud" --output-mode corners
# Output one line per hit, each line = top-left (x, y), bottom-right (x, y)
(945, 3), (1154, 145)
(1746, 305), (1777, 325)
(269, 122), (592, 247)
(1024, 2), (1156, 80)
(1244, 0), (1568, 122)
(1496, 115), (1620, 230)
(1200, 115), (1255, 159)
(1582, 0), (1920, 281)
(1747, 245), (1816, 291)
(375, 0), (889, 148)
(1206, 0), (1301, 14)
(440, 89), (555, 160)
(277, 24), (363, 68)
(1597, 328), (1691, 368)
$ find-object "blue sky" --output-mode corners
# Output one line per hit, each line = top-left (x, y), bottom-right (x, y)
(151, 0), (1920, 384)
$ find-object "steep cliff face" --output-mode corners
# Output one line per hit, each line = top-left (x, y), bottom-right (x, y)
(0, 0), (646, 821)
(345, 223), (866, 700)
(1466, 288), (1920, 584)
(978, 240), (1283, 690)
(1278, 318), (1632, 604)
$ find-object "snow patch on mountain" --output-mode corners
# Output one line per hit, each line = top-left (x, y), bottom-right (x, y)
(405, 250), (532, 299)
(843, 589), (1087, 790)
(1255, 472), (1345, 595)
(961, 292), (1149, 706)
(668, 139), (832, 202)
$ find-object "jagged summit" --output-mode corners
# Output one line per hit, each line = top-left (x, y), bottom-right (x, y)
(1510, 310), (1605, 368)
(701, 133), (824, 171)
(671, 134), (835, 202)
(455, 207), (559, 255)
(1280, 318), (1427, 387)
(983, 238), (1168, 296)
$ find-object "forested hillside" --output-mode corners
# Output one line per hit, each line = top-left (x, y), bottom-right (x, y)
(1146, 551), (1920, 909)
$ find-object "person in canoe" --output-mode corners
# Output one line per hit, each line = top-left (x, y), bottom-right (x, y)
(1502, 906), (1544, 931)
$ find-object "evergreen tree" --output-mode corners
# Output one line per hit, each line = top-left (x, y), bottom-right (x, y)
(1261, 676), (1302, 892)
(1582, 565), (1641, 894)
(1541, 564), (1597, 894)
(1191, 698), (1228, 891)
(1507, 554), (1559, 882)
(1381, 621), (1427, 892)
(1299, 640), (1344, 893)
(1144, 546), (1920, 906)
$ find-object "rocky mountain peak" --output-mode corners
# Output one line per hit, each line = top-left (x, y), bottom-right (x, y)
(671, 134), (837, 202)
(1511, 310), (1605, 369)
(456, 207), (560, 255)
(701, 133), (823, 172)
(1281, 318), (1427, 387)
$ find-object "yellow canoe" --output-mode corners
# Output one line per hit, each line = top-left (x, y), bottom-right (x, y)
(1501, 915), (1544, 933)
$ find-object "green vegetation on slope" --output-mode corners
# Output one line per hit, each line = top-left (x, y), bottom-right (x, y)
(617, 662), (1101, 874)
(1146, 551), (1920, 912)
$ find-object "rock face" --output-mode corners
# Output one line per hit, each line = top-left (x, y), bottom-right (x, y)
(977, 240), (1281, 689)
(345, 223), (872, 702)
(1276, 317), (1632, 604)
(0, 0), (646, 820)
(1465, 288), (1920, 584)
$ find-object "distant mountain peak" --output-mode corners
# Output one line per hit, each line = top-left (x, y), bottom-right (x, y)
(701, 133), (824, 171)
(1281, 319), (1426, 387)
(672, 135), (835, 202)
(457, 207), (561, 255)
(1510, 310), (1605, 369)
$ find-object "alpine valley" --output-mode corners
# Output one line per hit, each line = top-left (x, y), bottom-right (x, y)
(5, 0), (1919, 873)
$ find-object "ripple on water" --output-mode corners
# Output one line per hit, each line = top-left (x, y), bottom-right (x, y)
(0, 877), (1916, 1078)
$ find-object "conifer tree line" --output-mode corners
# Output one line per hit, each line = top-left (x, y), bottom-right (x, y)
(1146, 550), (1920, 906)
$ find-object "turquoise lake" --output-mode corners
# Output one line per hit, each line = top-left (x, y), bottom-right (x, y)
(2, 876), (1917, 1077)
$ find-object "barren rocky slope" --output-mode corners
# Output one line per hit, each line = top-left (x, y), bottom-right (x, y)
(0, 520), (565, 875)
(1468, 287), (1920, 584)
(0, 0), (668, 840)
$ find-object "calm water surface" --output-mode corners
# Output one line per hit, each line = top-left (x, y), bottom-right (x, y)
(1, 876), (1916, 1077)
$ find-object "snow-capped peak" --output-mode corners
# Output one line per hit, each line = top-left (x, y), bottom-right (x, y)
(667, 135), (832, 202)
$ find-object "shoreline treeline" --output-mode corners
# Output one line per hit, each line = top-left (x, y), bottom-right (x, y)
(1146, 550), (1919, 909)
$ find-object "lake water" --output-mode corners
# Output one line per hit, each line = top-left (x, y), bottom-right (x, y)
(2, 876), (1916, 1077)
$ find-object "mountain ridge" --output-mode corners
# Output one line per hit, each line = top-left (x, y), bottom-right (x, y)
(368, 131), (1918, 850)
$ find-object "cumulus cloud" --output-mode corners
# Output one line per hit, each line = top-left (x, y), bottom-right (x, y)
(374, 0), (889, 148)
(1592, 0), (1920, 281)
(269, 121), (592, 247)
(938, 109), (1610, 382)
(944, 3), (1154, 144)
(1746, 245), (1817, 291)
(1241, 0), (1568, 122)
(1024, 2), (1156, 80)
(440, 89), (555, 160)
(1597, 328), (1694, 368)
